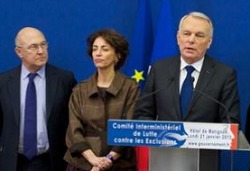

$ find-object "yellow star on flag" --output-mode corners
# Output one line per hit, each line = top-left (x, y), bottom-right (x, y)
(132, 69), (144, 83)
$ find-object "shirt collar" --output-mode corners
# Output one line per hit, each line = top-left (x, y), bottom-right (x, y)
(180, 56), (204, 72)
(88, 71), (124, 97)
(21, 64), (46, 79)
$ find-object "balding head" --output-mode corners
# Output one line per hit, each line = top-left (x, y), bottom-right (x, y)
(15, 27), (48, 73)
(15, 27), (46, 47)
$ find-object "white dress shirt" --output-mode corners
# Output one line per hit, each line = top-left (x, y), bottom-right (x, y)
(179, 56), (205, 93)
(19, 65), (49, 155)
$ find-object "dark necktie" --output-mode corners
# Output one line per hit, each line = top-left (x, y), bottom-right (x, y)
(180, 66), (195, 118)
(23, 73), (37, 159)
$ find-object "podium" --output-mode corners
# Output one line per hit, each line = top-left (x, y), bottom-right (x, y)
(149, 131), (250, 171)
(107, 119), (250, 171)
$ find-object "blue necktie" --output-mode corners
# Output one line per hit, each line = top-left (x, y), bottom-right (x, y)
(180, 66), (195, 118)
(23, 73), (37, 159)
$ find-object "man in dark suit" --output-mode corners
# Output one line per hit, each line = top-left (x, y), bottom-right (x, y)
(134, 12), (240, 171)
(0, 27), (76, 171)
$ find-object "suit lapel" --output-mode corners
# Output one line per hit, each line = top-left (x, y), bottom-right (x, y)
(190, 56), (215, 109)
(171, 58), (183, 119)
(45, 65), (59, 121)
(8, 67), (21, 125)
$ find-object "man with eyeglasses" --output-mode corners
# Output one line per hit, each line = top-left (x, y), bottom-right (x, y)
(0, 27), (77, 171)
(134, 12), (240, 171)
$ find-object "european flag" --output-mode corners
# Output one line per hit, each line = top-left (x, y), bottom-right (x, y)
(133, 1), (178, 171)
(123, 0), (153, 170)
(150, 0), (178, 65)
(124, 0), (153, 87)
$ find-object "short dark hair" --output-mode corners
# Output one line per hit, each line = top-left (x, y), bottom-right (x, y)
(87, 29), (129, 70)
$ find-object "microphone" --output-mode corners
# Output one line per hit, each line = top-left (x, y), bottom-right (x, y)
(192, 77), (232, 123)
(136, 77), (175, 102)
(130, 77), (175, 120)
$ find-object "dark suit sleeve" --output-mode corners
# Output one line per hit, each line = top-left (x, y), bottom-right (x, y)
(69, 73), (77, 89)
(219, 69), (240, 124)
(0, 103), (2, 139)
(0, 76), (5, 140)
(133, 64), (157, 120)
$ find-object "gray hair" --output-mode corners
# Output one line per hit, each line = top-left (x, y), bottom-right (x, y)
(178, 12), (214, 38)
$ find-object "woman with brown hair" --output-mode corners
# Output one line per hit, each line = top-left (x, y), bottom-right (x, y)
(64, 29), (139, 171)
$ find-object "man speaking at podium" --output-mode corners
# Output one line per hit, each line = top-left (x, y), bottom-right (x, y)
(134, 12), (240, 171)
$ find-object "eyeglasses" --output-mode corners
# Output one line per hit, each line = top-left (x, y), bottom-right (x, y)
(18, 41), (48, 52)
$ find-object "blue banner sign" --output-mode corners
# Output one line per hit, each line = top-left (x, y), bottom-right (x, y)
(108, 119), (187, 147)
(107, 119), (238, 149)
